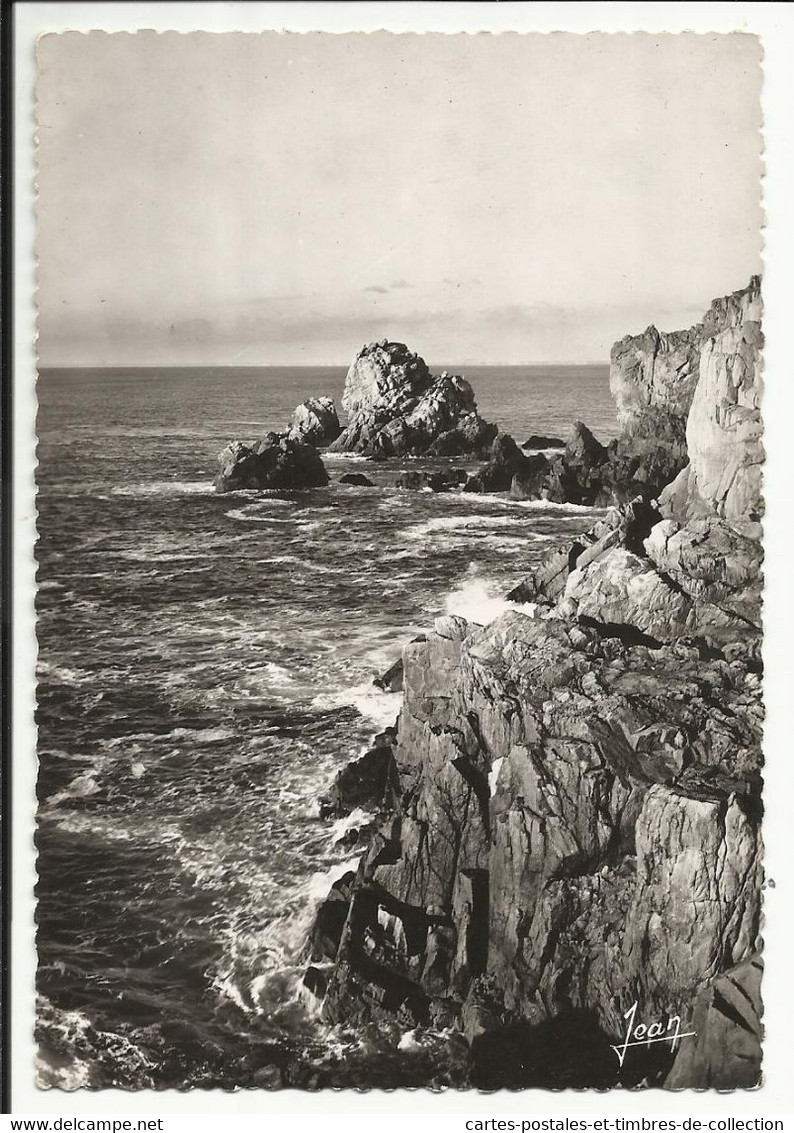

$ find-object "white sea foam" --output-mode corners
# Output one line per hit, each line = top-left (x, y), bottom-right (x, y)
(513, 498), (602, 514)
(322, 453), (371, 464)
(405, 513), (554, 544)
(212, 855), (362, 1017)
(110, 480), (213, 497)
(224, 506), (294, 524)
(330, 807), (376, 845)
(36, 996), (157, 1090)
(444, 577), (536, 626)
(37, 662), (86, 685)
(104, 724), (236, 748)
(446, 490), (600, 515)
(312, 682), (403, 730)
(35, 1000), (96, 1090)
(397, 1028), (422, 1052)
(45, 771), (101, 808)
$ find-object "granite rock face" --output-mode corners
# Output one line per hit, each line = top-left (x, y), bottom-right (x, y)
(308, 280), (764, 1089)
(214, 433), (329, 493)
(469, 420), (684, 509)
(610, 324), (702, 440)
(329, 341), (497, 458)
(664, 955), (763, 1090)
(288, 396), (341, 446)
(317, 591), (763, 1085)
(660, 277), (763, 537)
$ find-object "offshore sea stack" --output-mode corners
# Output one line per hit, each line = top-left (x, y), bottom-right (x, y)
(214, 396), (341, 492)
(308, 278), (764, 1090)
(214, 433), (329, 493)
(288, 396), (342, 447)
(328, 340), (498, 458)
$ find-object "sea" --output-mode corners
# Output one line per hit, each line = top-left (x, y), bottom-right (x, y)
(35, 363), (617, 1091)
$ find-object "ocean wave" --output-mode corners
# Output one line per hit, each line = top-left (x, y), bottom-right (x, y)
(224, 506), (295, 524)
(322, 453), (372, 464)
(113, 550), (210, 563)
(330, 807), (376, 845)
(110, 480), (213, 497)
(446, 490), (601, 515)
(480, 534), (554, 553)
(246, 554), (345, 575)
(36, 996), (157, 1091)
(444, 576), (536, 626)
(404, 513), (548, 542)
(378, 495), (411, 511)
(37, 661), (89, 686)
(45, 770), (101, 808)
(212, 855), (362, 1017)
(104, 725), (237, 748)
(513, 498), (603, 514)
(311, 681), (403, 730)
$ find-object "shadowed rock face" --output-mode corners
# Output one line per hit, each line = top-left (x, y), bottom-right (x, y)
(471, 420), (685, 509)
(318, 600), (762, 1085)
(329, 341), (497, 458)
(307, 279), (764, 1090)
(214, 433), (329, 493)
(610, 324), (702, 440)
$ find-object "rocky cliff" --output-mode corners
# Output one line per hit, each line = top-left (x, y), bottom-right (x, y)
(307, 279), (764, 1090)
(610, 324), (702, 442)
(660, 276), (763, 538)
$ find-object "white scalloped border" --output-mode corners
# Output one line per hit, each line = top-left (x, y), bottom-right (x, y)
(12, 1), (792, 1117)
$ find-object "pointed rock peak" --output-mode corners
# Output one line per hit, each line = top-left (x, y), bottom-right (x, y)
(566, 420), (607, 467)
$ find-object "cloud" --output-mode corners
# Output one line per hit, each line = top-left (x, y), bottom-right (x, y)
(442, 277), (481, 289)
(363, 279), (413, 294)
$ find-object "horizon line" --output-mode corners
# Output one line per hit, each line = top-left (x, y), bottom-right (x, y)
(37, 359), (610, 371)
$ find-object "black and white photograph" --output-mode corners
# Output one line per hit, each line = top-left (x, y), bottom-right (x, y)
(31, 27), (765, 1093)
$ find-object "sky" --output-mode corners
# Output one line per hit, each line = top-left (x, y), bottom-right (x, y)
(36, 31), (763, 367)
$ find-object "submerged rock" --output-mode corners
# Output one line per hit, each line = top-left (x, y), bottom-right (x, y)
(329, 342), (497, 458)
(214, 433), (329, 493)
(339, 472), (375, 487)
(396, 468), (467, 493)
(395, 471), (424, 491)
(522, 434), (565, 450)
(288, 396), (341, 446)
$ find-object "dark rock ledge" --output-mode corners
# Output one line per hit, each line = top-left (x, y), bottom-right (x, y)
(305, 278), (764, 1091)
